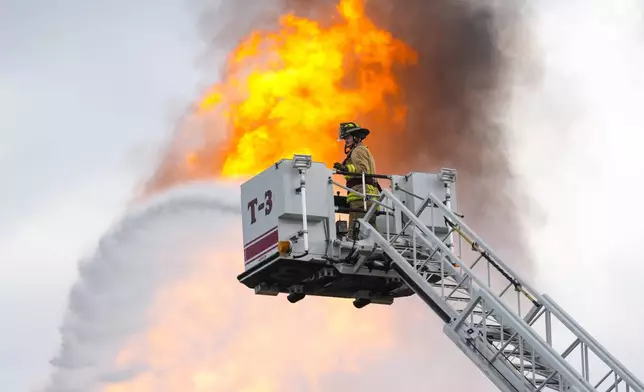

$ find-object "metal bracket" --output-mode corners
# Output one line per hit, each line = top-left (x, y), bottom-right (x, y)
(292, 154), (312, 169)
(287, 284), (304, 294)
(439, 167), (457, 184)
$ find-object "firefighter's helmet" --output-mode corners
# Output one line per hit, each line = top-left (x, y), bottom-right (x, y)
(338, 122), (370, 141)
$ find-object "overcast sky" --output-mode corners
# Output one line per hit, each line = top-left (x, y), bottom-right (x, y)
(1, 0), (207, 389)
(510, 0), (644, 373)
(2, 0), (644, 391)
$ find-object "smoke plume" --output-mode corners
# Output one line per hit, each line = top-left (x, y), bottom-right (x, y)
(361, 0), (537, 270)
(42, 182), (241, 391)
(191, 0), (538, 269)
(506, 0), (644, 377)
(42, 182), (418, 392)
(44, 1), (539, 390)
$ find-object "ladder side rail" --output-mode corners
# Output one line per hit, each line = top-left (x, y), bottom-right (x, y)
(442, 316), (538, 392)
(381, 189), (531, 310)
(377, 189), (601, 391)
(446, 296), (552, 391)
(541, 294), (644, 392)
(360, 218), (529, 392)
(402, 217), (594, 391)
(425, 192), (542, 302)
(383, 196), (535, 326)
(360, 219), (458, 322)
(424, 191), (644, 392)
(479, 289), (597, 392)
(361, 210), (583, 391)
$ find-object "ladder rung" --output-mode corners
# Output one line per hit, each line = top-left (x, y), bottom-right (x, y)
(363, 188), (644, 392)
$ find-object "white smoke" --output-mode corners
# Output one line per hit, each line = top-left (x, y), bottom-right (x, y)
(507, 0), (644, 378)
(42, 181), (242, 392)
(40, 179), (404, 392)
(39, 1), (644, 390)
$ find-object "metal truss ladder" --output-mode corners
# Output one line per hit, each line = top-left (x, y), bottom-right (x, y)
(358, 188), (644, 392)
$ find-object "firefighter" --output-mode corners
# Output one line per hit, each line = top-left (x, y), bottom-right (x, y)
(333, 122), (380, 236)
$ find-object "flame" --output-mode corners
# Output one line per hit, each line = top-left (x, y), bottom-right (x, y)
(102, 246), (396, 391)
(190, 0), (416, 179)
(112, 1), (417, 390)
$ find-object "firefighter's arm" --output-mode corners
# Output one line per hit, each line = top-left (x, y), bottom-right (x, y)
(333, 162), (347, 171)
(346, 147), (370, 174)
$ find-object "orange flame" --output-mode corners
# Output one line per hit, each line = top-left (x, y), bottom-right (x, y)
(117, 1), (419, 390)
(191, 0), (417, 179)
(102, 246), (397, 392)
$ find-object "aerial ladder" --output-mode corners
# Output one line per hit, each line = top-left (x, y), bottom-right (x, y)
(236, 154), (643, 392)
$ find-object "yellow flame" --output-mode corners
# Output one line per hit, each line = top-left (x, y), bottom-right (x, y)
(191, 0), (416, 179)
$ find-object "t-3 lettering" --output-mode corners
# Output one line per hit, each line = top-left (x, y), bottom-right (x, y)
(248, 189), (273, 225)
(264, 190), (273, 215)
(247, 198), (258, 224)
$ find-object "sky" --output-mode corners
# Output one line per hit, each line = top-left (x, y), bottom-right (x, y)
(0, 0), (207, 389)
(507, 0), (644, 377)
(1, 0), (644, 391)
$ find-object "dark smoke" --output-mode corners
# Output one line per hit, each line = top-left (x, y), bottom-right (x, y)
(363, 0), (536, 272)
(195, 0), (537, 273)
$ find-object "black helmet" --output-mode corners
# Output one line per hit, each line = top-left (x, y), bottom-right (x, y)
(338, 122), (370, 140)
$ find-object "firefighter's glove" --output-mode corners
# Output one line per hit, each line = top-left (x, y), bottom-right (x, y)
(333, 162), (348, 172)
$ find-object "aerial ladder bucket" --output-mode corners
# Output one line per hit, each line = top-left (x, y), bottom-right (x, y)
(236, 154), (644, 392)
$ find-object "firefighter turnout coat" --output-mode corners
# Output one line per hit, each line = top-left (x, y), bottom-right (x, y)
(343, 142), (379, 204)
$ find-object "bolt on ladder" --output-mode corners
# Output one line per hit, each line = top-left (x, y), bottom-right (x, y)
(358, 188), (644, 392)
